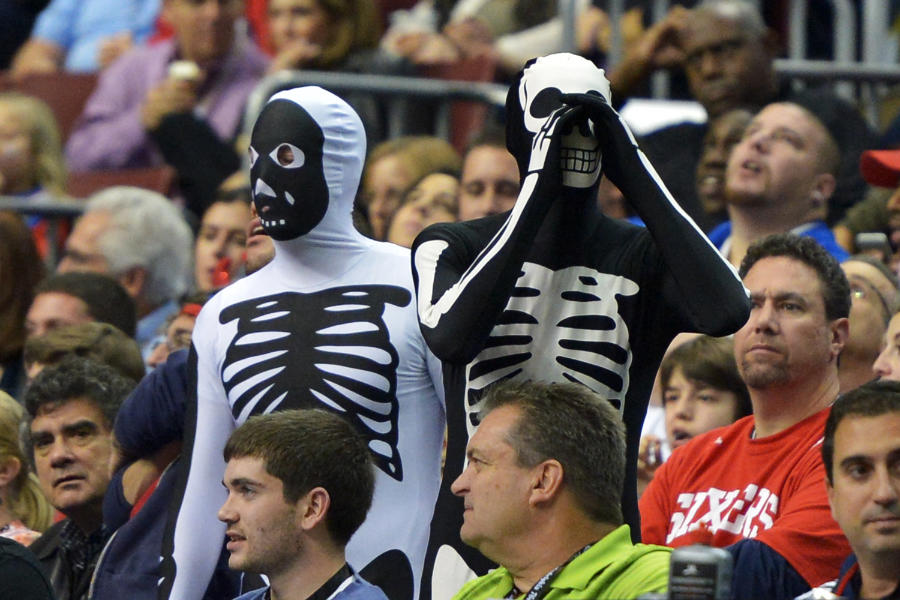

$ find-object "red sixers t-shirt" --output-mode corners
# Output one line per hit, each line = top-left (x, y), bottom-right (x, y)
(640, 407), (850, 587)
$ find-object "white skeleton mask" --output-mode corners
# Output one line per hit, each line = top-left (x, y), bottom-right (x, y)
(518, 54), (611, 188)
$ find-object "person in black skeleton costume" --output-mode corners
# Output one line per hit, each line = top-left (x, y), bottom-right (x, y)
(158, 87), (445, 600)
(410, 53), (751, 598)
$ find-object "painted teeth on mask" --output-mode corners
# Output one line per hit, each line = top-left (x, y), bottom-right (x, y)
(261, 219), (287, 227)
(560, 148), (598, 173)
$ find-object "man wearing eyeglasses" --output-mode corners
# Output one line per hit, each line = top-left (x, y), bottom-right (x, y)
(606, 0), (876, 231)
(839, 257), (900, 393)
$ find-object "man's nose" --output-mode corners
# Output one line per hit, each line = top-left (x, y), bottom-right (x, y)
(218, 495), (237, 523)
(872, 465), (900, 506)
(751, 300), (779, 333)
(48, 439), (76, 468)
(872, 346), (893, 379)
(450, 465), (471, 497)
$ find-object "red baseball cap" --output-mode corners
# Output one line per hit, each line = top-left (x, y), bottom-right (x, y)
(860, 149), (900, 188)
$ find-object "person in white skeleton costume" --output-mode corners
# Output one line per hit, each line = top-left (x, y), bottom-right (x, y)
(159, 86), (445, 600)
(410, 53), (751, 599)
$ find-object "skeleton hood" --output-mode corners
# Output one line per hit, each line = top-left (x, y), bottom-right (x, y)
(249, 86), (366, 244)
(505, 53), (611, 190)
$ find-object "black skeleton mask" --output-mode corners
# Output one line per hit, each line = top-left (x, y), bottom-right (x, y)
(249, 99), (329, 240)
(506, 53), (612, 189)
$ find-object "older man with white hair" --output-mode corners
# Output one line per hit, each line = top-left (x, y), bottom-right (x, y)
(58, 186), (193, 356)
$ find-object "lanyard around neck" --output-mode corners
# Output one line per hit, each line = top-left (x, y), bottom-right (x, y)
(504, 543), (593, 600)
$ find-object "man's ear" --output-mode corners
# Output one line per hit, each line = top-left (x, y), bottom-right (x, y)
(297, 487), (331, 532)
(528, 459), (564, 507)
(812, 173), (836, 205)
(830, 316), (850, 360)
(825, 476), (837, 521)
(118, 266), (147, 299)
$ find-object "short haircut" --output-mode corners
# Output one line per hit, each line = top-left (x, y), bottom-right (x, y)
(35, 272), (137, 338)
(23, 322), (145, 383)
(739, 233), (851, 321)
(223, 409), (375, 546)
(780, 101), (841, 177)
(822, 379), (900, 483)
(83, 186), (193, 307)
(659, 336), (752, 420)
(468, 120), (508, 156)
(24, 355), (134, 429)
(695, 0), (768, 39)
(480, 380), (626, 525)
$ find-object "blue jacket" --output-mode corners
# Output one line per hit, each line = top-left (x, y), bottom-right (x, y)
(234, 574), (388, 600)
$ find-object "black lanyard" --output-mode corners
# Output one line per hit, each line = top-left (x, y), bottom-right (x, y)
(504, 543), (593, 600)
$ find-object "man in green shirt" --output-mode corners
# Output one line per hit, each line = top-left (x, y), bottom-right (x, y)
(450, 380), (671, 600)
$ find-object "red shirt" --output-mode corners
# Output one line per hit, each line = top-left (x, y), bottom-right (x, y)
(640, 407), (850, 587)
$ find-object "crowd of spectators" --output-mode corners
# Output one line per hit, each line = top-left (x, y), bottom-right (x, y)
(2, 1), (900, 599)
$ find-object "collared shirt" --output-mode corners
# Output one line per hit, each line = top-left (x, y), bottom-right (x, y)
(65, 37), (268, 172)
(452, 525), (670, 600)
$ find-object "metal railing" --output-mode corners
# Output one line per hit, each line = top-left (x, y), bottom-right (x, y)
(242, 70), (507, 146)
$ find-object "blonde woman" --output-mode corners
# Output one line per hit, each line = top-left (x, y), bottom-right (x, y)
(0, 92), (66, 198)
(0, 391), (53, 545)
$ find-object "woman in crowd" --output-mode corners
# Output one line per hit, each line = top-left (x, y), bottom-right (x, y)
(386, 169), (459, 248)
(359, 135), (460, 240)
(193, 189), (251, 293)
(0, 391), (53, 545)
(0, 211), (45, 398)
(0, 92), (69, 258)
(265, 0), (382, 73)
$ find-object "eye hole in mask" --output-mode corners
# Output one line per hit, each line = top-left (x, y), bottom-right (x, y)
(530, 88), (562, 120)
(269, 143), (306, 169)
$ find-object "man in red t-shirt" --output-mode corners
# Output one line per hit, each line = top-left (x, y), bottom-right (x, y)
(640, 233), (852, 599)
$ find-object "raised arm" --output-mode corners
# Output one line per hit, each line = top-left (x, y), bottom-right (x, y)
(562, 92), (749, 335)
(411, 105), (572, 363)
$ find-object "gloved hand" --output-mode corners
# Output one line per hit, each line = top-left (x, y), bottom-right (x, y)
(560, 91), (644, 192)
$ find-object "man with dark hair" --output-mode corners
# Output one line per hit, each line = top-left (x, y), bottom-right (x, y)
(25, 271), (137, 339)
(811, 380), (900, 600)
(24, 356), (135, 600)
(218, 409), (387, 600)
(456, 123), (520, 221)
(641, 233), (852, 599)
(451, 380), (670, 599)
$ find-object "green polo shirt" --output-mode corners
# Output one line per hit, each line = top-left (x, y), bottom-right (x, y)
(452, 525), (670, 600)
